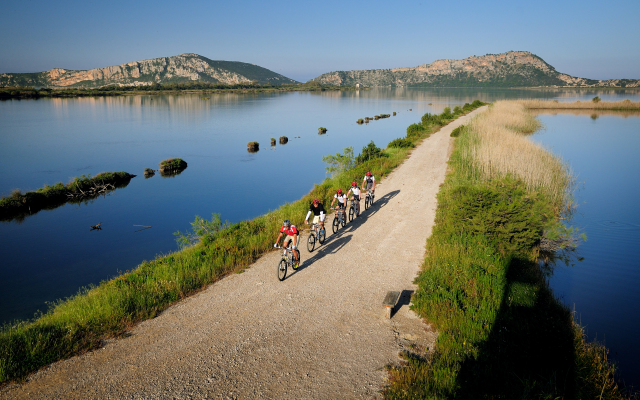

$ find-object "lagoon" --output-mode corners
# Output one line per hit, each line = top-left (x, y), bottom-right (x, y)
(1, 87), (639, 386)
(532, 111), (640, 389)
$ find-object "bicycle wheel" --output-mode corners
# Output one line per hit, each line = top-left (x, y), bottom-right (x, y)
(307, 233), (316, 252)
(364, 197), (369, 210)
(318, 228), (326, 244)
(333, 217), (340, 234)
(277, 259), (287, 281)
(371, 194), (375, 205)
(348, 207), (354, 221)
(341, 213), (346, 227)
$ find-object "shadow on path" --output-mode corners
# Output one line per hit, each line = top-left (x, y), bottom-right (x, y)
(296, 190), (400, 272)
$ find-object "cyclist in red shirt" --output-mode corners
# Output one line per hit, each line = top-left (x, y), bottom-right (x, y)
(274, 219), (300, 268)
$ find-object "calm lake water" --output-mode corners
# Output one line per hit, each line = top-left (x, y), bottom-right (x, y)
(532, 111), (640, 389)
(1, 87), (639, 385)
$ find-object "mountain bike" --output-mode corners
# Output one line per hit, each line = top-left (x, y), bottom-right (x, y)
(348, 196), (360, 222)
(331, 206), (347, 234)
(364, 189), (375, 210)
(306, 222), (326, 252)
(275, 244), (299, 281)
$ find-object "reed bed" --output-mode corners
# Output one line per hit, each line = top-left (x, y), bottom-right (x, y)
(461, 101), (572, 210)
(521, 99), (640, 111)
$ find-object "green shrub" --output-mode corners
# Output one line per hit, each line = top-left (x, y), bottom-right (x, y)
(388, 138), (415, 148)
(592, 96), (601, 103)
(450, 125), (464, 137)
(355, 141), (384, 165)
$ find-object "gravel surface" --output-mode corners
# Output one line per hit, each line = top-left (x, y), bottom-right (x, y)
(1, 108), (486, 400)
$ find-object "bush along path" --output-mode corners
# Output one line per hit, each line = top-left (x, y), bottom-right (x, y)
(0, 172), (135, 222)
(384, 101), (634, 399)
(0, 103), (486, 397)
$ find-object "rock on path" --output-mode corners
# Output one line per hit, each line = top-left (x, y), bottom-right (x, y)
(1, 108), (486, 400)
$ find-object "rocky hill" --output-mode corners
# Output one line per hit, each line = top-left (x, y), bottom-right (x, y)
(0, 54), (297, 88)
(311, 51), (640, 88)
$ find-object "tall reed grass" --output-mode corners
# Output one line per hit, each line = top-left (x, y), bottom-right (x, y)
(460, 101), (572, 210)
(521, 99), (640, 110)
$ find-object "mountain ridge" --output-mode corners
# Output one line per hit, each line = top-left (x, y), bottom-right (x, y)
(0, 54), (298, 88)
(310, 51), (640, 88)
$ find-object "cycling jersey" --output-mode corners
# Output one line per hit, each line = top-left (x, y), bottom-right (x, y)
(334, 193), (347, 204)
(363, 175), (375, 184)
(349, 186), (361, 196)
(280, 225), (299, 236)
(308, 203), (326, 216)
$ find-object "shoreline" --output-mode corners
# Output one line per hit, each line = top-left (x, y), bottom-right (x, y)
(0, 102), (486, 387)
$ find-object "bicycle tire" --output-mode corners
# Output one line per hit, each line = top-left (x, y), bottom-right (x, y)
(348, 207), (354, 221)
(341, 213), (346, 227)
(319, 229), (326, 244)
(332, 217), (339, 234)
(277, 259), (287, 281)
(364, 197), (369, 210)
(307, 233), (316, 252)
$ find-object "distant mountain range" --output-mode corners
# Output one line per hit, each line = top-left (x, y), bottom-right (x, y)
(2, 51), (638, 89)
(310, 51), (640, 88)
(0, 53), (298, 88)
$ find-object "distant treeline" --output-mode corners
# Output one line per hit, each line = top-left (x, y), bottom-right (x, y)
(0, 82), (363, 99)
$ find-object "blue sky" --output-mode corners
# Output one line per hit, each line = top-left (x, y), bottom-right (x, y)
(1, 0), (639, 82)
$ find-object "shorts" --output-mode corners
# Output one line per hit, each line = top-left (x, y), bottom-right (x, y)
(312, 215), (325, 224)
(285, 234), (298, 247)
(366, 182), (374, 190)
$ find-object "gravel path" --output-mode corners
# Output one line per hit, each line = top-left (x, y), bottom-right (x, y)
(2, 108), (486, 400)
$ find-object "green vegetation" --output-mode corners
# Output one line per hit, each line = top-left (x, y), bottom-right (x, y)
(247, 142), (259, 152)
(0, 101), (487, 385)
(388, 138), (415, 149)
(0, 172), (135, 222)
(357, 118), (364, 124)
(318, 127), (328, 134)
(0, 82), (364, 100)
(159, 158), (187, 174)
(450, 125), (464, 137)
(384, 101), (633, 399)
(355, 141), (384, 165)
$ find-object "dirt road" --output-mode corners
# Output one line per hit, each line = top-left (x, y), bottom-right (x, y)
(1, 108), (486, 400)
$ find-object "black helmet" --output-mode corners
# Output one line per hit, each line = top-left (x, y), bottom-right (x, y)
(282, 219), (291, 227)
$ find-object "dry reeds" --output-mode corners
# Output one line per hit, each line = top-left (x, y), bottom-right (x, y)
(520, 99), (640, 111)
(460, 101), (572, 210)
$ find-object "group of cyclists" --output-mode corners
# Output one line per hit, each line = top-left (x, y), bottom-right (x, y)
(274, 171), (376, 269)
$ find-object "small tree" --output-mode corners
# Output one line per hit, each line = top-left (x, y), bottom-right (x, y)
(356, 141), (383, 165)
(592, 96), (601, 103)
(174, 213), (226, 248)
(322, 147), (354, 177)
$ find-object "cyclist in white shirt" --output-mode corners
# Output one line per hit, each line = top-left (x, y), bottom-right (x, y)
(346, 181), (361, 216)
(330, 188), (348, 217)
(362, 171), (375, 193)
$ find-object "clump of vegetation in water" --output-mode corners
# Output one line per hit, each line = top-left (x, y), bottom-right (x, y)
(318, 127), (327, 134)
(270, 138), (276, 146)
(279, 136), (288, 144)
(393, 112), (396, 116)
(357, 119), (364, 124)
(247, 142), (259, 152)
(0, 172), (135, 222)
(144, 168), (155, 177)
(159, 158), (187, 174)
